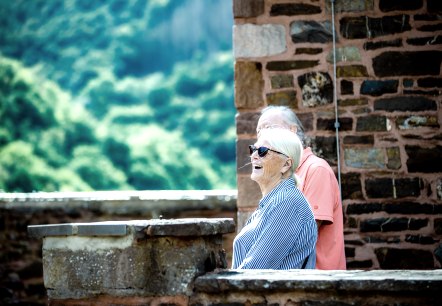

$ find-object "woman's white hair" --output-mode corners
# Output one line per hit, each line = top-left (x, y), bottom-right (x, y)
(259, 127), (303, 185)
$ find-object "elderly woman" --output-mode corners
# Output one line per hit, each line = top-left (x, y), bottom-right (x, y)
(232, 128), (317, 269)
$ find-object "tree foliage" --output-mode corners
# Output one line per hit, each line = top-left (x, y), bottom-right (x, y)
(0, 1), (236, 191)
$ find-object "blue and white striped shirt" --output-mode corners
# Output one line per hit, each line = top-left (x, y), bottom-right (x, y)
(231, 178), (317, 269)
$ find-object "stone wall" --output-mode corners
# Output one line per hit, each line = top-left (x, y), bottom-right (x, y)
(0, 191), (236, 305)
(233, 0), (442, 269)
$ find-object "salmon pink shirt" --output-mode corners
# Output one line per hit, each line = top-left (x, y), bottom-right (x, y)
(297, 147), (347, 270)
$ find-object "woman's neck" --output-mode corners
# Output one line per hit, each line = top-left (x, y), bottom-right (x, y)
(259, 178), (285, 197)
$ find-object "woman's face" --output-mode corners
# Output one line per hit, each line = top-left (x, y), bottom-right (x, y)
(250, 138), (287, 186)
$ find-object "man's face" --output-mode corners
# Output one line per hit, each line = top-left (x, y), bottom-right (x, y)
(256, 111), (294, 137)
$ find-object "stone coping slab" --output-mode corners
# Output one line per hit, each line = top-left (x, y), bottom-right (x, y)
(194, 269), (442, 293)
(28, 218), (235, 239)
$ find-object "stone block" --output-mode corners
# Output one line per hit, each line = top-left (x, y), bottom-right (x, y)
(386, 147), (401, 170)
(28, 219), (235, 299)
(326, 46), (361, 63)
(356, 115), (388, 131)
(364, 38), (402, 50)
(340, 15), (411, 39)
(270, 3), (321, 16)
(338, 98), (368, 107)
(266, 60), (319, 71)
(346, 203), (382, 214)
(266, 90), (297, 108)
(360, 217), (428, 232)
(406, 145), (442, 173)
(236, 138), (255, 175)
(290, 21), (334, 43)
(236, 111), (260, 135)
(310, 136), (337, 166)
(417, 77), (442, 88)
(233, 24), (286, 58)
(428, 0), (442, 13)
(336, 65), (369, 78)
(407, 35), (442, 46)
(340, 173), (363, 200)
(375, 248), (434, 269)
(325, 0), (374, 13)
(373, 51), (442, 77)
(344, 148), (385, 169)
(295, 48), (322, 55)
(340, 80), (353, 95)
(237, 175), (260, 209)
(317, 117), (352, 131)
(233, 0), (264, 18)
(360, 80), (398, 96)
(343, 135), (374, 145)
(234, 61), (264, 109)
(405, 234), (436, 245)
(298, 72), (333, 107)
(396, 115), (439, 130)
(379, 0), (423, 12)
(270, 74), (293, 89)
(375, 96), (437, 112)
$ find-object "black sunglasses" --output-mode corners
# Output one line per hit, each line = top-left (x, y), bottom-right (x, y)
(248, 145), (287, 158)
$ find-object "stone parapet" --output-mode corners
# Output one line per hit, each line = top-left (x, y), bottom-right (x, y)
(192, 269), (442, 305)
(27, 218), (235, 302)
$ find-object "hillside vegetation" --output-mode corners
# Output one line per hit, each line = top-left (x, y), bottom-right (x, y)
(0, 0), (236, 192)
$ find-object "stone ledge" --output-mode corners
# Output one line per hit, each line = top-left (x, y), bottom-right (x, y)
(28, 218), (236, 239)
(194, 269), (442, 293)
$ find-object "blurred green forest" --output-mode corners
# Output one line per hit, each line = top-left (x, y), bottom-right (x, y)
(0, 0), (236, 192)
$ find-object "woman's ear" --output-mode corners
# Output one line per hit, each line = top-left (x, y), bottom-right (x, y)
(281, 158), (293, 175)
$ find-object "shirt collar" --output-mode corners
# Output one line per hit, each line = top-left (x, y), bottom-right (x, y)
(258, 178), (296, 208)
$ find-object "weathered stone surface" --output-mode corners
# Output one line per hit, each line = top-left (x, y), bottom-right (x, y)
(340, 80), (353, 95)
(270, 3), (321, 16)
(403, 79), (414, 87)
(435, 243), (442, 266)
(373, 51), (442, 76)
(270, 74), (293, 89)
(374, 96), (437, 112)
(326, 46), (361, 63)
(405, 234), (437, 245)
(343, 135), (374, 145)
(233, 24), (286, 58)
(406, 145), (442, 173)
(290, 21), (334, 43)
(192, 269), (442, 306)
(341, 172), (363, 199)
(346, 260), (373, 269)
(361, 218), (427, 232)
(234, 61), (264, 109)
(360, 80), (398, 96)
(436, 219), (442, 235)
(298, 72), (333, 107)
(344, 148), (385, 169)
(233, 0), (264, 18)
(338, 98), (368, 107)
(236, 138), (255, 175)
(33, 218), (234, 299)
(325, 0), (374, 13)
(266, 60), (319, 71)
(356, 115), (388, 131)
(403, 89), (440, 96)
(317, 117), (352, 131)
(266, 90), (297, 107)
(418, 77), (442, 88)
(237, 176), (260, 209)
(364, 38), (402, 50)
(418, 23), (442, 32)
(347, 201), (442, 215)
(295, 48), (322, 55)
(428, 0), (442, 13)
(379, 0), (423, 12)
(396, 115), (439, 130)
(236, 111), (260, 135)
(375, 248), (434, 269)
(310, 136), (337, 166)
(407, 35), (442, 46)
(336, 65), (369, 78)
(365, 178), (421, 198)
(340, 15), (411, 39)
(386, 147), (401, 170)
